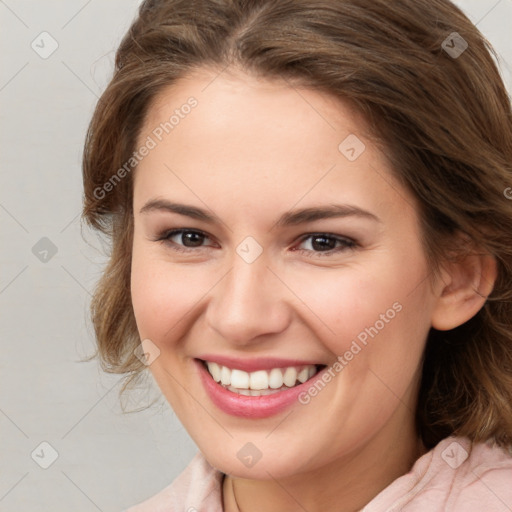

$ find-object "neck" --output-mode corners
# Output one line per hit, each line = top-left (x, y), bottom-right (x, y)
(223, 404), (425, 512)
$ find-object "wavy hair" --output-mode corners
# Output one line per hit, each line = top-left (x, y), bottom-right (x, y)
(82, 0), (512, 449)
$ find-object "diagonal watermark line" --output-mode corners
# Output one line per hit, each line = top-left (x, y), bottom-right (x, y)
(200, 479), (223, 510)
(61, 61), (99, 98)
(164, 267), (233, 339)
(368, 368), (414, 414)
(265, 410), (294, 438)
(475, 0), (503, 26)
(268, 164), (336, 233)
(61, 0), (93, 29)
(0, 265), (28, 295)
(61, 471), (104, 511)
(0, 408), (29, 438)
(265, 471), (311, 512)
(470, 468), (512, 511)
(60, 265), (92, 297)
(0, 62), (28, 92)
(280, 74), (336, 131)
(61, 377), (122, 439)
(60, 212), (80, 233)
(265, 266), (336, 335)
(405, 270), (435, 298)
(160, 365), (235, 439)
(0, 0), (29, 28)
(164, 163), (233, 233)
(494, 49), (512, 85)
(0, 472), (29, 502)
(0, 203), (29, 232)
(201, 62), (230, 92)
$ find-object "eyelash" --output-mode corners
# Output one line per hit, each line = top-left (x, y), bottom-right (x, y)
(156, 229), (217, 253)
(156, 229), (358, 257)
(294, 233), (357, 256)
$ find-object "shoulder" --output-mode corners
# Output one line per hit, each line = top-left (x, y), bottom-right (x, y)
(439, 437), (512, 511)
(365, 436), (512, 512)
(123, 451), (224, 512)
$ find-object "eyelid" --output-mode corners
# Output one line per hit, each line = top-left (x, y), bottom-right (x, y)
(156, 228), (217, 250)
(296, 232), (356, 245)
(293, 233), (358, 255)
(155, 228), (358, 256)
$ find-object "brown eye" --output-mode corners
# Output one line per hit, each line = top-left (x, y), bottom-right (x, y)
(296, 233), (357, 255)
(178, 231), (206, 247)
(159, 229), (215, 250)
(310, 235), (337, 251)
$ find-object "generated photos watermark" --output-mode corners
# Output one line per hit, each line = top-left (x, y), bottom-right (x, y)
(93, 96), (198, 200)
(298, 301), (403, 405)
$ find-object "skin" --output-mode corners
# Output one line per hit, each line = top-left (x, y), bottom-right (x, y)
(130, 67), (496, 512)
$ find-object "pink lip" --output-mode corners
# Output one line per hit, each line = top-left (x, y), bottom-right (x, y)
(196, 354), (322, 372)
(194, 359), (326, 419)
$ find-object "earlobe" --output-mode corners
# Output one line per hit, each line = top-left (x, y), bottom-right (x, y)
(430, 249), (497, 331)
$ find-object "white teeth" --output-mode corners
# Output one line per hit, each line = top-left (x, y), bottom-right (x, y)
(268, 368), (283, 389)
(249, 370), (268, 390)
(230, 369), (250, 389)
(297, 367), (309, 383)
(283, 367), (298, 387)
(220, 365), (231, 385)
(226, 385), (290, 396)
(206, 362), (221, 382)
(205, 361), (320, 392)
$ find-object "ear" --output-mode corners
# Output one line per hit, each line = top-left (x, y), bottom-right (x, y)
(431, 241), (498, 331)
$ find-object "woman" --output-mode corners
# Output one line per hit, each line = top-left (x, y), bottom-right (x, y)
(82, 0), (512, 510)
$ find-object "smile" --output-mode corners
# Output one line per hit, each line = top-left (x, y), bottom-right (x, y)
(195, 358), (328, 418)
(204, 361), (321, 396)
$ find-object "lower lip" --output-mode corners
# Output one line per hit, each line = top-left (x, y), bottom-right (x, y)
(195, 359), (324, 419)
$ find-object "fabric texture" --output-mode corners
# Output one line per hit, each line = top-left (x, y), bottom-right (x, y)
(125, 436), (512, 511)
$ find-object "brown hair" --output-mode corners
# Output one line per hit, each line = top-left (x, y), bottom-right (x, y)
(82, 0), (512, 449)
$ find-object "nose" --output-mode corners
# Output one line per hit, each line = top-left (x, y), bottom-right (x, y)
(205, 255), (291, 346)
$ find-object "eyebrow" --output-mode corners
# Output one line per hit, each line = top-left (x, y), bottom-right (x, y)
(140, 199), (216, 222)
(274, 204), (380, 226)
(139, 199), (380, 226)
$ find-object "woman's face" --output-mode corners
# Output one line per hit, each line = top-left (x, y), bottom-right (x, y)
(130, 68), (438, 478)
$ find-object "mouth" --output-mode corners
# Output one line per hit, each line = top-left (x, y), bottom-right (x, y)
(195, 357), (328, 418)
(201, 360), (324, 396)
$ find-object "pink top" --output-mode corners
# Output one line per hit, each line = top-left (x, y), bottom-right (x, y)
(125, 436), (512, 511)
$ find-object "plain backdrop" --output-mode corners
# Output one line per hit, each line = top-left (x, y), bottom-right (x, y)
(0, 1), (511, 510)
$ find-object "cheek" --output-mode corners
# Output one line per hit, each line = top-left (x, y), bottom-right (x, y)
(288, 269), (400, 350)
(288, 252), (430, 359)
(130, 246), (212, 344)
(289, 264), (429, 432)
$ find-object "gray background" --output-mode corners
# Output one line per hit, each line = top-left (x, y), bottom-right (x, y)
(0, 1), (510, 510)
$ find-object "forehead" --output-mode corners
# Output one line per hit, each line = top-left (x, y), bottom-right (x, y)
(143, 66), (370, 149)
(134, 67), (415, 223)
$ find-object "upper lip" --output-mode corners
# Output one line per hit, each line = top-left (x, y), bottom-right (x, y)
(196, 355), (325, 372)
